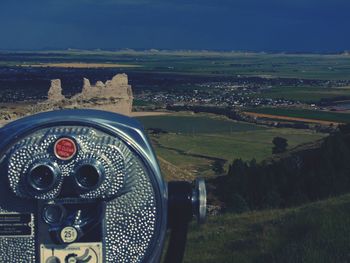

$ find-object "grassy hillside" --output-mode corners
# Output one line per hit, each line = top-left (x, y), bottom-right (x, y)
(184, 129), (350, 262)
(137, 113), (325, 179)
(138, 114), (265, 134)
(156, 129), (324, 163)
(185, 194), (350, 263)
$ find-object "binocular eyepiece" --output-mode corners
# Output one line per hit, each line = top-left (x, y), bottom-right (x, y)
(27, 163), (59, 192)
(0, 109), (206, 263)
(74, 163), (103, 191)
(27, 161), (104, 194)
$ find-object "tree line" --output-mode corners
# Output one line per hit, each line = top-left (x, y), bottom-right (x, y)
(212, 124), (350, 212)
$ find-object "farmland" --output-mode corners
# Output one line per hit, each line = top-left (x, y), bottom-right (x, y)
(252, 85), (350, 103)
(1, 51), (350, 115)
(137, 113), (325, 180)
(247, 107), (350, 123)
(138, 114), (264, 134)
(2, 51), (350, 80)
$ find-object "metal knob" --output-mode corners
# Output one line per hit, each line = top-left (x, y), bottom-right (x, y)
(167, 178), (207, 228)
(192, 178), (207, 224)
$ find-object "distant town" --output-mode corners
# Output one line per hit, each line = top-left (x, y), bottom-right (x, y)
(135, 79), (350, 109)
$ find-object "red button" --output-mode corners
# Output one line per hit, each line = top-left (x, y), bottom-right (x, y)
(54, 138), (77, 160)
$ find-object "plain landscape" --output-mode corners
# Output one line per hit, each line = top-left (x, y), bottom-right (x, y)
(1, 50), (350, 262)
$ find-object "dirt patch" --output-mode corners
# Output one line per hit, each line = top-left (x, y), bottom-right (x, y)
(244, 112), (342, 125)
(157, 156), (194, 181)
(0, 120), (10, 127)
(130, 111), (171, 117)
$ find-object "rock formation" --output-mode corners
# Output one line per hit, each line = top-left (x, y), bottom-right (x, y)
(82, 78), (91, 94)
(47, 79), (65, 102)
(73, 73), (132, 101)
(44, 73), (133, 116)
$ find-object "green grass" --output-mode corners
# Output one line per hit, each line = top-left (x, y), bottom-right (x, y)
(133, 99), (153, 106)
(184, 194), (350, 263)
(248, 108), (350, 123)
(137, 115), (265, 134)
(252, 86), (350, 103)
(157, 129), (325, 163)
(2, 51), (350, 80)
(153, 143), (213, 179)
(138, 114), (325, 179)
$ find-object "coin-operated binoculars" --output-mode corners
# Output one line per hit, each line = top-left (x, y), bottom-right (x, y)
(0, 110), (206, 263)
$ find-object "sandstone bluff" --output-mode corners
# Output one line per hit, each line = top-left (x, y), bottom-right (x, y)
(46, 73), (133, 115)
(0, 73), (134, 126)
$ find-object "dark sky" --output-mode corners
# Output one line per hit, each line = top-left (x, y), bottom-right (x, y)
(0, 0), (349, 52)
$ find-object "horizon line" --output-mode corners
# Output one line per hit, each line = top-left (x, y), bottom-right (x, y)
(0, 48), (349, 56)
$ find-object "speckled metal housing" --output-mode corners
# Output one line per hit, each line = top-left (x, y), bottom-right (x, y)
(0, 109), (167, 263)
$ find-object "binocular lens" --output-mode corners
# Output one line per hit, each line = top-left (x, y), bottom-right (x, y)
(74, 164), (101, 190)
(28, 165), (57, 192)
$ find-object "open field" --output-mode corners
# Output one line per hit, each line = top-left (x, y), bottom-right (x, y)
(184, 193), (350, 263)
(157, 129), (324, 161)
(130, 111), (171, 117)
(20, 62), (141, 68)
(137, 113), (326, 179)
(138, 114), (265, 134)
(253, 85), (350, 103)
(244, 112), (342, 125)
(2, 51), (350, 80)
(247, 107), (350, 123)
(1, 51), (350, 104)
